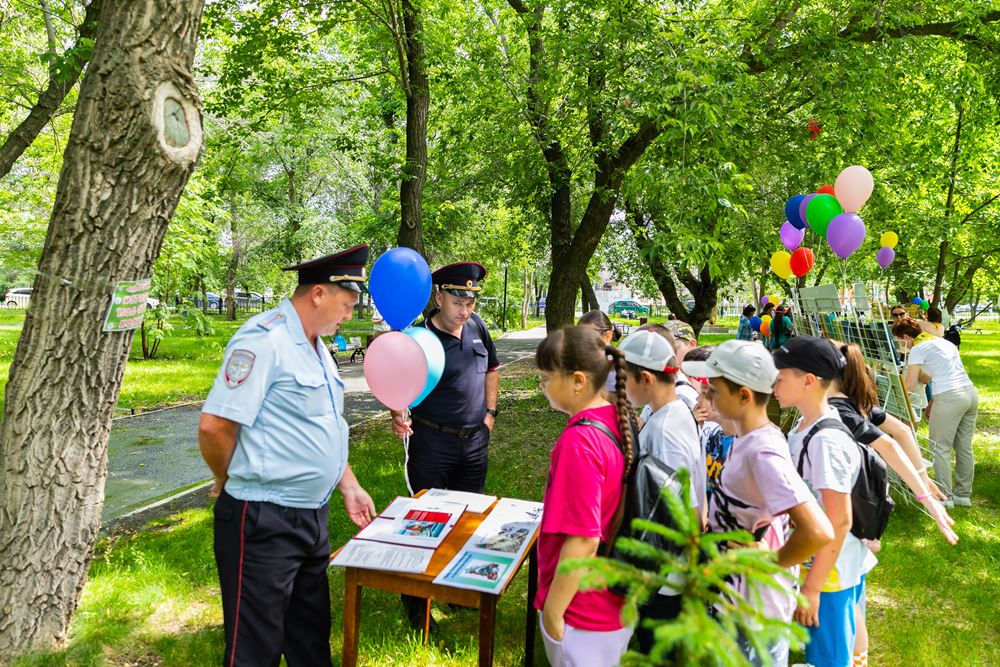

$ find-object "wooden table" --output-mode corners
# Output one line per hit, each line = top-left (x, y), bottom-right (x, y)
(336, 496), (539, 667)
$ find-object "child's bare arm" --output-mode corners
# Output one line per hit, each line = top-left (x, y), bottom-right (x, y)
(795, 489), (851, 627)
(777, 500), (833, 568)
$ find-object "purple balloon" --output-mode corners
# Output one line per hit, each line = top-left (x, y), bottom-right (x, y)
(826, 213), (867, 259)
(877, 246), (895, 269)
(797, 194), (817, 230)
(780, 220), (805, 251)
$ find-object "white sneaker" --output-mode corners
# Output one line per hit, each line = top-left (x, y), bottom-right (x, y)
(945, 499), (955, 509)
(954, 496), (972, 507)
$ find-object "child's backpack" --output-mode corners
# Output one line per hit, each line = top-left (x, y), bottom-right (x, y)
(944, 324), (962, 348)
(796, 418), (895, 540)
(569, 417), (684, 573)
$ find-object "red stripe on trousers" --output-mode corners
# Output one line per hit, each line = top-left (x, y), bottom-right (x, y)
(229, 501), (249, 667)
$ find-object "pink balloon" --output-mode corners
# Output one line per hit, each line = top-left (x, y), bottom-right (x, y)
(834, 165), (874, 213)
(780, 220), (805, 251)
(363, 332), (428, 411)
(877, 246), (895, 269)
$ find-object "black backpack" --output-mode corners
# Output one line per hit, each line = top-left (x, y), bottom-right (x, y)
(569, 417), (684, 569)
(944, 324), (961, 348)
(796, 418), (895, 540)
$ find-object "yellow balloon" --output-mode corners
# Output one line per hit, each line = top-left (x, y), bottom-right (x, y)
(770, 251), (793, 280)
(880, 231), (898, 248)
(770, 294), (781, 306)
(761, 315), (772, 325)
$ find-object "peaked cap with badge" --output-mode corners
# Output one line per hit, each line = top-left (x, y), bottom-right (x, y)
(432, 262), (488, 298)
(283, 244), (369, 292)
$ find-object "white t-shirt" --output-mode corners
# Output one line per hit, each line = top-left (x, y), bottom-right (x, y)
(639, 399), (705, 516)
(674, 371), (700, 411)
(707, 423), (814, 623)
(787, 408), (877, 592)
(908, 337), (972, 396)
(604, 368), (618, 394)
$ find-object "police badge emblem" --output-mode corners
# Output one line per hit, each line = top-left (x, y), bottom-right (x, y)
(225, 349), (256, 388)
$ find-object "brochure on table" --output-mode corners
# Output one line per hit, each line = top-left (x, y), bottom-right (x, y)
(330, 497), (466, 573)
(433, 498), (543, 593)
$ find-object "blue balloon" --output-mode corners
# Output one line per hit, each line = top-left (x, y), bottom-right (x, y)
(403, 326), (445, 408)
(750, 315), (763, 331)
(785, 195), (807, 230)
(369, 248), (432, 330)
(911, 297), (922, 305)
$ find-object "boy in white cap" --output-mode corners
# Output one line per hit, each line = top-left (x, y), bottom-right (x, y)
(618, 328), (703, 654)
(683, 340), (834, 667)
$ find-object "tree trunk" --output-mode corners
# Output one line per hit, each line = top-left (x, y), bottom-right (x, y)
(934, 99), (963, 303)
(225, 199), (239, 321)
(0, 1), (204, 658)
(396, 0), (428, 257)
(520, 268), (529, 329)
(580, 275), (599, 312)
(0, 0), (102, 180)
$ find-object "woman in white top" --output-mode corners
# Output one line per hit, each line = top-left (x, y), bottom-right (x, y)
(893, 316), (978, 507)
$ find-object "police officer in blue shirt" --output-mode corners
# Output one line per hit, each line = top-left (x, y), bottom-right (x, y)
(199, 245), (376, 667)
(390, 262), (499, 629)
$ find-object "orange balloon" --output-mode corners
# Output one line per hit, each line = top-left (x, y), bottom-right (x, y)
(760, 320), (771, 337)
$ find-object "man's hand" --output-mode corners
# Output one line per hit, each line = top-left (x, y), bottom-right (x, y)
(794, 587), (821, 627)
(391, 413), (413, 438)
(341, 484), (376, 528)
(484, 413), (495, 433)
(209, 476), (227, 498)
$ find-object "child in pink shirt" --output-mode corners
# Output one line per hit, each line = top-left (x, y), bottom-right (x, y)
(535, 325), (635, 666)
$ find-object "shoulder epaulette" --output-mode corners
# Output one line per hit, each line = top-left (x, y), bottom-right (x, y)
(258, 311), (286, 331)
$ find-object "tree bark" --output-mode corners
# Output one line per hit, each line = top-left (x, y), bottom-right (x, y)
(0, 0), (102, 180)
(521, 268), (529, 328)
(0, 1), (205, 658)
(580, 275), (599, 312)
(395, 0), (428, 257)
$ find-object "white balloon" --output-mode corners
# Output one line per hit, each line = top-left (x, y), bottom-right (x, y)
(834, 165), (874, 213)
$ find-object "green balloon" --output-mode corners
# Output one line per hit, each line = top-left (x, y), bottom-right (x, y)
(921, 299), (930, 310)
(805, 194), (844, 237)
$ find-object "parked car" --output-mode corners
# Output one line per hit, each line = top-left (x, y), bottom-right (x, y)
(194, 292), (222, 309)
(607, 299), (650, 316)
(4, 287), (32, 308)
(228, 291), (264, 309)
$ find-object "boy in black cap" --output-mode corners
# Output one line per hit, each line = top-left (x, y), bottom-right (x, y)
(389, 261), (500, 631)
(200, 244), (376, 666)
(772, 336), (875, 667)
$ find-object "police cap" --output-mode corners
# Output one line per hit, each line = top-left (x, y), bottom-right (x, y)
(432, 262), (488, 298)
(282, 244), (369, 292)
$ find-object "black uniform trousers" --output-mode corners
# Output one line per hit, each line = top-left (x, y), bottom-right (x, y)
(405, 422), (490, 494)
(214, 490), (331, 667)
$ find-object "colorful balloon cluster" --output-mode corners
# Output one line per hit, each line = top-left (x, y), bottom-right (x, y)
(772, 166), (876, 280)
(364, 248), (443, 411)
(911, 296), (931, 311)
(877, 231), (898, 269)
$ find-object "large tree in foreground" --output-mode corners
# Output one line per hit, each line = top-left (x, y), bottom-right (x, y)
(0, 0), (205, 659)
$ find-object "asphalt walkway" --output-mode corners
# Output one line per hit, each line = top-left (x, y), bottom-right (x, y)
(102, 326), (546, 523)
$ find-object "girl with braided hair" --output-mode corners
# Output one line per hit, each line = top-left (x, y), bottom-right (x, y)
(534, 325), (635, 666)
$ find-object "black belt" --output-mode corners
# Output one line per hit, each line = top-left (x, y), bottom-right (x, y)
(412, 415), (483, 438)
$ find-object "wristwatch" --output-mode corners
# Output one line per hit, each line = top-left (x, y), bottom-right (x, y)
(485, 407), (498, 418)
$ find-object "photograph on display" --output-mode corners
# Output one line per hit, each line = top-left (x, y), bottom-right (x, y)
(438, 551), (515, 591)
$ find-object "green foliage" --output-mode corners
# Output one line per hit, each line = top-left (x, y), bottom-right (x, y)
(565, 469), (806, 666)
(179, 302), (216, 338)
(140, 305), (173, 360)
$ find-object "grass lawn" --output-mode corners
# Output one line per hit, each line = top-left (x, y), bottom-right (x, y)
(10, 322), (1000, 666)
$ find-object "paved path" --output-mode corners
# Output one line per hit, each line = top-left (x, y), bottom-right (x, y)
(102, 326), (547, 523)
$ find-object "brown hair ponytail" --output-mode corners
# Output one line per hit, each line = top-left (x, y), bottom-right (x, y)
(838, 342), (878, 414)
(608, 345), (635, 474)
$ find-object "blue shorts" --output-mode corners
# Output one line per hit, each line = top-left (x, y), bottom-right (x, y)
(805, 576), (866, 667)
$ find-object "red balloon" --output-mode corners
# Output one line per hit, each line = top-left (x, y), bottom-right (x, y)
(790, 247), (815, 278)
(816, 184), (836, 196)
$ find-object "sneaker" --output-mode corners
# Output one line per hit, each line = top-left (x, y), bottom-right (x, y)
(944, 499), (955, 509)
(953, 496), (972, 507)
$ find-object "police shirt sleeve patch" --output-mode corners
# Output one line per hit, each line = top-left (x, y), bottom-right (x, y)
(225, 349), (256, 388)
